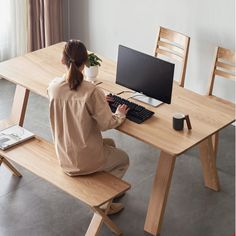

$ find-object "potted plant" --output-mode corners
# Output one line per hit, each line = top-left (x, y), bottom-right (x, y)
(84, 53), (102, 82)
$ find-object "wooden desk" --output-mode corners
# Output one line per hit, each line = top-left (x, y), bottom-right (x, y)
(0, 42), (235, 235)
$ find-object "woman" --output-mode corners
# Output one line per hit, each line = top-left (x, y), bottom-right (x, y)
(47, 39), (129, 214)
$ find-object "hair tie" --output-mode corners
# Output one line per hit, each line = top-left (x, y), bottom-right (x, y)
(69, 58), (75, 63)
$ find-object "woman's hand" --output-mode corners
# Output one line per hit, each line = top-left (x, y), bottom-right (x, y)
(106, 94), (114, 103)
(116, 104), (129, 116)
(106, 94), (129, 116)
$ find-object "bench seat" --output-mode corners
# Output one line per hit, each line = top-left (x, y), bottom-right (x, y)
(0, 120), (130, 235)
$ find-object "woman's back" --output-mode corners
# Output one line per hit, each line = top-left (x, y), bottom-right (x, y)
(48, 77), (126, 176)
(48, 78), (105, 175)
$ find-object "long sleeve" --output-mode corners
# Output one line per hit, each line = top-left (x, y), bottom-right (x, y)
(86, 87), (126, 131)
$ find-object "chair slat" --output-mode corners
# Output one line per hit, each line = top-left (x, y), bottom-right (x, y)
(214, 69), (236, 80)
(218, 47), (235, 64)
(159, 27), (188, 46)
(157, 41), (184, 55)
(156, 48), (183, 62)
(216, 61), (235, 72)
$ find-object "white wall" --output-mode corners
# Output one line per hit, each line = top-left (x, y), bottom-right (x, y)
(66, 0), (235, 101)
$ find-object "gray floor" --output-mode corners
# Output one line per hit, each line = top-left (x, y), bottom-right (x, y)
(0, 78), (235, 236)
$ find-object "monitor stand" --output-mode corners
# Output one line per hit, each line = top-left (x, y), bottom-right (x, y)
(129, 92), (163, 107)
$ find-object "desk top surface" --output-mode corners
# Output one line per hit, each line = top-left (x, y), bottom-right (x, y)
(0, 42), (235, 155)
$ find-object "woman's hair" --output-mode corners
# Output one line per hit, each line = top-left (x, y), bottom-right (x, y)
(62, 39), (88, 90)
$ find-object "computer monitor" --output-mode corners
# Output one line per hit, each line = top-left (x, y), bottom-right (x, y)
(116, 45), (175, 106)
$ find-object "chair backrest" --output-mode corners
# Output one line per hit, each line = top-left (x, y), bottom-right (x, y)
(208, 46), (236, 95)
(154, 26), (190, 87)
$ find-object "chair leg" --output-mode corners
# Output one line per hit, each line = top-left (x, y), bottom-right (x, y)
(85, 200), (122, 236)
(0, 156), (22, 177)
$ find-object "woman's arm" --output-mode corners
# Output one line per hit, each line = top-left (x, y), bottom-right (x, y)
(86, 87), (128, 131)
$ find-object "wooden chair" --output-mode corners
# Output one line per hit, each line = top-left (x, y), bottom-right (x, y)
(205, 46), (235, 159)
(154, 26), (190, 87)
(208, 46), (235, 95)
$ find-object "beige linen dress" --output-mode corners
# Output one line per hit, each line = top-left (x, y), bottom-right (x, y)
(47, 77), (129, 178)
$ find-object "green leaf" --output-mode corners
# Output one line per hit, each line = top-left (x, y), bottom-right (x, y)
(87, 52), (102, 66)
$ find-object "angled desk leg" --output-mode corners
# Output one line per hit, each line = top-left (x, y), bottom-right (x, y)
(0, 156), (22, 177)
(199, 136), (220, 191)
(144, 151), (176, 235)
(211, 132), (219, 160)
(10, 84), (30, 126)
(1, 85), (30, 177)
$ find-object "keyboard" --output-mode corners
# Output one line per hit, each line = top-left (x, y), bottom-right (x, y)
(108, 94), (155, 124)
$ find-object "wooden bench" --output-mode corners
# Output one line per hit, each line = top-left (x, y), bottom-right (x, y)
(0, 121), (130, 236)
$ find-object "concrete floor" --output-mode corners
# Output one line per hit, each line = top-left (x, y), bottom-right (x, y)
(0, 78), (235, 236)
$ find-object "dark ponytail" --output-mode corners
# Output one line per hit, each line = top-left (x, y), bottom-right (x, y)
(67, 62), (84, 90)
(62, 40), (88, 90)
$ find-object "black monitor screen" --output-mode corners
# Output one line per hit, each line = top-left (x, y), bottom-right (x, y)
(116, 45), (175, 104)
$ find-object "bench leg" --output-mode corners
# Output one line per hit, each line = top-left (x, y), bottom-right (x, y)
(85, 200), (122, 236)
(94, 206), (122, 235)
(199, 136), (220, 191)
(0, 156), (22, 177)
(85, 212), (104, 236)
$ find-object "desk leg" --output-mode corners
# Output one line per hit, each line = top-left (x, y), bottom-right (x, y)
(212, 132), (219, 160)
(0, 156), (22, 177)
(144, 151), (176, 235)
(199, 136), (220, 191)
(10, 85), (29, 126)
